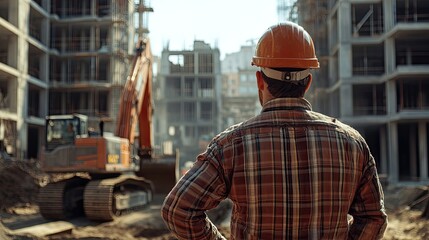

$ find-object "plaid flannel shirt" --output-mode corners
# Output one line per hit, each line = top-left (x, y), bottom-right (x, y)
(161, 98), (387, 240)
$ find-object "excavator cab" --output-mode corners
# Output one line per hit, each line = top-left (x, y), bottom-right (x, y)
(45, 114), (88, 151)
(39, 114), (155, 221)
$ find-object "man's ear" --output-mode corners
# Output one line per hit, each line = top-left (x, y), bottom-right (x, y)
(305, 74), (313, 92)
(256, 71), (265, 90)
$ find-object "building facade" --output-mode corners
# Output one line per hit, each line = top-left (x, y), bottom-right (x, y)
(221, 44), (261, 130)
(298, 0), (429, 185)
(1, 0), (50, 159)
(153, 40), (222, 163)
(0, 0), (147, 160)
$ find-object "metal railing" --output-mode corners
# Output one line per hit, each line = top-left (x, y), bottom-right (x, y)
(396, 13), (429, 23)
(353, 106), (387, 116)
(352, 66), (385, 76)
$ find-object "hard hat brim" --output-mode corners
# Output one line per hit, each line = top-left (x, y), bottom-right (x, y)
(252, 57), (320, 69)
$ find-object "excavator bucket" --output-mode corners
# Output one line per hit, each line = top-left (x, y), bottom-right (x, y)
(137, 155), (179, 195)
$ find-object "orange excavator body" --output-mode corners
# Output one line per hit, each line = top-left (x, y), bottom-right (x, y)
(38, 39), (178, 221)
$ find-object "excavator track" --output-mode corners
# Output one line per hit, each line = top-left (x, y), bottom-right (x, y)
(84, 175), (153, 221)
(38, 176), (89, 220)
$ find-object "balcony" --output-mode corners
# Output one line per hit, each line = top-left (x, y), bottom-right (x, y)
(352, 44), (385, 76)
(396, 39), (429, 67)
(353, 84), (386, 116)
(396, 0), (429, 23)
(396, 78), (429, 112)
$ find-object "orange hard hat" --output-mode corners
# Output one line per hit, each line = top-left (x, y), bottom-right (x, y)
(252, 22), (319, 69)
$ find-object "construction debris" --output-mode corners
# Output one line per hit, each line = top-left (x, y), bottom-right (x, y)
(0, 158), (48, 211)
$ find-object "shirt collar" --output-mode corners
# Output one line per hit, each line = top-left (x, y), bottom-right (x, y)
(261, 98), (312, 113)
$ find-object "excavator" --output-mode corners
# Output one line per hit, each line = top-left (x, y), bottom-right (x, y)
(37, 39), (178, 221)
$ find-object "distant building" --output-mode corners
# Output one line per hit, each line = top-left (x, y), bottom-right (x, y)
(153, 40), (222, 163)
(277, 0), (298, 22)
(297, 0), (429, 185)
(0, 0), (148, 160)
(221, 44), (261, 130)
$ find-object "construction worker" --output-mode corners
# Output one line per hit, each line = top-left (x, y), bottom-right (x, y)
(63, 122), (75, 143)
(161, 21), (387, 239)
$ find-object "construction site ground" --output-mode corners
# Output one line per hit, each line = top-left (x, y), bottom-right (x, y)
(2, 159), (429, 239)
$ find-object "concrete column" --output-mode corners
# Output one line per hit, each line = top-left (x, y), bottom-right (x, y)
(386, 79), (397, 115)
(388, 122), (399, 184)
(338, 2), (352, 80)
(17, 1), (30, 159)
(338, 41), (351, 119)
(338, 1), (351, 43)
(339, 45), (352, 79)
(17, 76), (28, 159)
(383, 0), (395, 32)
(384, 38), (395, 74)
(214, 50), (222, 133)
(42, 14), (50, 83)
(419, 122), (428, 181)
(91, 0), (96, 16)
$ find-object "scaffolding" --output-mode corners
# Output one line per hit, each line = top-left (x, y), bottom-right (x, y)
(135, 0), (153, 40)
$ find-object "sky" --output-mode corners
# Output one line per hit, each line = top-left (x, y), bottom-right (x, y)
(147, 0), (278, 59)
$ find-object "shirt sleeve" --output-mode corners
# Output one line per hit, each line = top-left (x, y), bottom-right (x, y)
(348, 149), (388, 240)
(161, 142), (228, 240)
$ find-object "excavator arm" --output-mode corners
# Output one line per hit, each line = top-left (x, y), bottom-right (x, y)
(116, 38), (153, 159)
(115, 38), (178, 195)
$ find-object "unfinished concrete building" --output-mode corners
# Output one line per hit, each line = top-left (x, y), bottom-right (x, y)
(221, 44), (261, 130)
(297, 0), (429, 185)
(48, 0), (140, 131)
(153, 40), (222, 163)
(0, 0), (149, 160)
(0, 0), (49, 159)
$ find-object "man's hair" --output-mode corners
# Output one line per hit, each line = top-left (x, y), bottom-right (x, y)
(261, 68), (310, 98)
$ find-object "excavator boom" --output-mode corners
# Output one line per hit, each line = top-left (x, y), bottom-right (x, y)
(116, 39), (153, 154)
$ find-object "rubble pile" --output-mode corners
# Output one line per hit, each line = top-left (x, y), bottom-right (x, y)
(0, 158), (48, 211)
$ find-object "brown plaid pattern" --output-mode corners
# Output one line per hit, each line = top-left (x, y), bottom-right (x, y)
(162, 98), (387, 240)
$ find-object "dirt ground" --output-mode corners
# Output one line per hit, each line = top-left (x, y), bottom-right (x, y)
(2, 159), (429, 240)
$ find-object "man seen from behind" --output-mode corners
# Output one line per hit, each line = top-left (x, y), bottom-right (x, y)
(161, 21), (388, 240)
